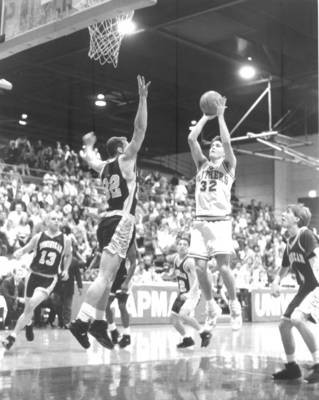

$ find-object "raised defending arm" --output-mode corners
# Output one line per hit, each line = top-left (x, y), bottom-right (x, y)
(123, 75), (151, 161)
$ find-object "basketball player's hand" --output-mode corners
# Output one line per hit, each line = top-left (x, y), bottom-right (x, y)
(216, 97), (227, 117)
(137, 75), (151, 98)
(13, 249), (23, 259)
(82, 132), (96, 149)
(271, 281), (280, 297)
(60, 270), (69, 281)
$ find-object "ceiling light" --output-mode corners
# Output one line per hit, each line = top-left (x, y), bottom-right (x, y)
(308, 190), (317, 198)
(117, 19), (136, 35)
(19, 120), (27, 126)
(238, 64), (256, 80)
(95, 99), (107, 107)
(21, 113), (28, 119)
(0, 79), (13, 91)
(97, 94), (105, 100)
(247, 57), (252, 61)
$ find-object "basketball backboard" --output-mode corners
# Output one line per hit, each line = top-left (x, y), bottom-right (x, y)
(0, 0), (156, 60)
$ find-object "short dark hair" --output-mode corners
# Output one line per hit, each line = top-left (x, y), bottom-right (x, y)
(176, 233), (191, 245)
(288, 204), (312, 227)
(106, 137), (125, 158)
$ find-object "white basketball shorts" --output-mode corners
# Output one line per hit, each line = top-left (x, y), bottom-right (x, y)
(189, 219), (234, 260)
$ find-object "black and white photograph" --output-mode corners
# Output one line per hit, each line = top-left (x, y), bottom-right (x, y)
(0, 0), (318, 398)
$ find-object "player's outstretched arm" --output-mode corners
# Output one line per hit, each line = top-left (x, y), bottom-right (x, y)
(13, 233), (41, 259)
(124, 75), (151, 161)
(80, 132), (105, 173)
(187, 116), (209, 169)
(216, 97), (236, 171)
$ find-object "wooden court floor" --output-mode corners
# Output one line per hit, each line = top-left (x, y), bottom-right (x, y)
(1, 323), (319, 399)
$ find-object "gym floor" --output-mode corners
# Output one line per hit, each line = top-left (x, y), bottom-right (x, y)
(1, 323), (318, 399)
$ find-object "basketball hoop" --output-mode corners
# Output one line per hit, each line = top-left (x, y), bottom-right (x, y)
(88, 11), (134, 67)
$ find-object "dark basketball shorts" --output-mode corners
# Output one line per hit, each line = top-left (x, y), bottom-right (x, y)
(282, 286), (314, 319)
(26, 272), (58, 298)
(97, 214), (135, 258)
(171, 292), (201, 316)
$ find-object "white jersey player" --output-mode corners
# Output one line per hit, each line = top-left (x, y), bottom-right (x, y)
(187, 96), (242, 331)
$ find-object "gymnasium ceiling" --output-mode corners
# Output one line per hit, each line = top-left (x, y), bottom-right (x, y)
(0, 0), (317, 159)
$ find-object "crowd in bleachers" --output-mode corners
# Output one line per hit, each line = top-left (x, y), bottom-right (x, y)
(0, 137), (293, 283)
(0, 136), (297, 327)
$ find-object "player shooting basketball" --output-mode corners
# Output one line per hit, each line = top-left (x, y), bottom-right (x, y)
(187, 95), (242, 337)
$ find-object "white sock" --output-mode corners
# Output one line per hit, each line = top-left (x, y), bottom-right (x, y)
(77, 303), (97, 322)
(10, 332), (17, 338)
(311, 350), (319, 364)
(286, 354), (296, 363)
(123, 327), (131, 335)
(109, 323), (117, 331)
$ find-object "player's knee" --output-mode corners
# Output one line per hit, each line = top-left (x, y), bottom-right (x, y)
(195, 264), (206, 276)
(97, 272), (113, 288)
(291, 310), (306, 327)
(179, 308), (191, 319)
(218, 263), (231, 274)
(278, 318), (290, 332)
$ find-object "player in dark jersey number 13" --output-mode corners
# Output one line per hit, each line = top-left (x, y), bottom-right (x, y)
(70, 75), (150, 350)
(2, 211), (72, 351)
(271, 204), (319, 383)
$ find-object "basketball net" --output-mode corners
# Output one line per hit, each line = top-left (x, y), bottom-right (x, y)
(88, 11), (134, 68)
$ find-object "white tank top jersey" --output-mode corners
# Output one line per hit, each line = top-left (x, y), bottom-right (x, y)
(195, 160), (234, 218)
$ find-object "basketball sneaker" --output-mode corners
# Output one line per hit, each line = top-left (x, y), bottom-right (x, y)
(2, 335), (15, 350)
(110, 329), (120, 345)
(229, 300), (242, 331)
(305, 364), (319, 384)
(205, 303), (222, 329)
(272, 362), (302, 380)
(89, 320), (114, 349)
(69, 319), (90, 349)
(200, 331), (212, 348)
(25, 324), (34, 341)
(118, 334), (131, 349)
(177, 336), (195, 349)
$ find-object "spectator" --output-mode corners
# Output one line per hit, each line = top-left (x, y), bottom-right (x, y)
(0, 267), (25, 328)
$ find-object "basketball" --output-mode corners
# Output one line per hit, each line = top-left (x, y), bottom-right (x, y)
(199, 90), (222, 116)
